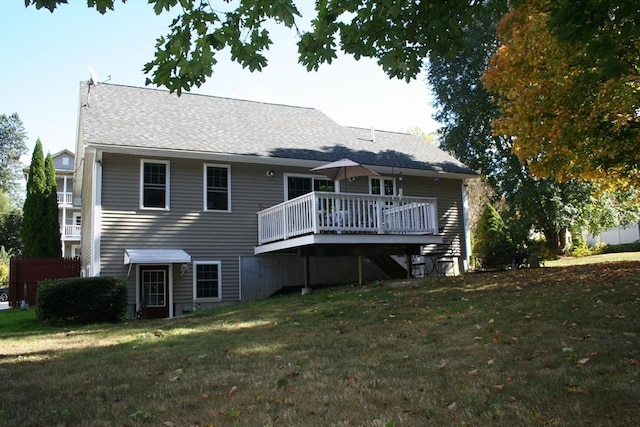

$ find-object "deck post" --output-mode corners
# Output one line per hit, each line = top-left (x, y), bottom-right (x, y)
(302, 255), (311, 294)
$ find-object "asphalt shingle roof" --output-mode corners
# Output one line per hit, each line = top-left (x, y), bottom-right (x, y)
(80, 82), (476, 175)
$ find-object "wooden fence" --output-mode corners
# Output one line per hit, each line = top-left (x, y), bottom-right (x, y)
(8, 257), (81, 306)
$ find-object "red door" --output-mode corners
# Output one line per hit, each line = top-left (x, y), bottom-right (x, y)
(139, 266), (169, 318)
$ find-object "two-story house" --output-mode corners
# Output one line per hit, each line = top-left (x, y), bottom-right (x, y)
(50, 150), (82, 258)
(74, 82), (477, 318)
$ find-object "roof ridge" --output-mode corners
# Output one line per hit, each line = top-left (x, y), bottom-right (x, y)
(346, 125), (416, 136)
(93, 82), (319, 112)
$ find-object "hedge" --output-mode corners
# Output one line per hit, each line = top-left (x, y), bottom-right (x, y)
(36, 276), (127, 325)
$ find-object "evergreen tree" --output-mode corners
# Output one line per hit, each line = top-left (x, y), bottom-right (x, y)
(44, 153), (61, 257)
(473, 203), (515, 264)
(21, 140), (59, 257)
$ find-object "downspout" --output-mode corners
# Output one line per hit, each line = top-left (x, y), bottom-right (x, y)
(461, 179), (472, 273)
(91, 150), (103, 276)
(61, 176), (67, 257)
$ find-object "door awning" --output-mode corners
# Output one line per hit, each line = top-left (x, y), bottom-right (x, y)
(124, 249), (192, 265)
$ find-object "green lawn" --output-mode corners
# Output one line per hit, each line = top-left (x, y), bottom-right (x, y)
(544, 251), (640, 267)
(1, 259), (638, 426)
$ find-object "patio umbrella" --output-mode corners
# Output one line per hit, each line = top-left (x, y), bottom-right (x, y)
(310, 158), (379, 192)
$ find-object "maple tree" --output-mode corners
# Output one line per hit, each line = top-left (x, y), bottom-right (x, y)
(427, 0), (581, 255)
(483, 0), (639, 191)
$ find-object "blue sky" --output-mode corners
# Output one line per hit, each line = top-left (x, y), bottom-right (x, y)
(0, 1), (439, 158)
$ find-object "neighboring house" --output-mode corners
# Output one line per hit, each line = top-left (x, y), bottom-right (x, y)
(584, 223), (640, 246)
(74, 82), (477, 318)
(52, 150), (82, 258)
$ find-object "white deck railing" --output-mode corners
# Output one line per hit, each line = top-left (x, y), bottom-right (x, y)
(57, 191), (73, 206)
(257, 192), (438, 245)
(61, 225), (81, 239)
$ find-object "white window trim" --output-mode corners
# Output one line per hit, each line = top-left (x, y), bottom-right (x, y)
(135, 264), (175, 318)
(369, 176), (396, 196)
(71, 244), (81, 258)
(193, 261), (223, 302)
(203, 163), (232, 212)
(140, 159), (170, 210)
(284, 173), (336, 200)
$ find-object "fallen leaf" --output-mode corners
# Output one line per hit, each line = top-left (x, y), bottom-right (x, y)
(565, 385), (590, 395)
(447, 402), (458, 411)
(468, 369), (479, 376)
(511, 336), (519, 344)
(162, 422), (175, 427)
(487, 357), (496, 365)
(437, 360), (448, 369)
(229, 386), (238, 396)
(494, 384), (504, 391)
(228, 408), (241, 418)
(576, 358), (590, 366)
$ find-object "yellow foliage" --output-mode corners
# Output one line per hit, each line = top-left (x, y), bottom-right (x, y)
(0, 263), (8, 286)
(482, 0), (640, 191)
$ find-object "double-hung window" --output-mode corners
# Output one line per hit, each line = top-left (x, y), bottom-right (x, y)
(140, 160), (170, 209)
(193, 261), (222, 301)
(204, 164), (231, 211)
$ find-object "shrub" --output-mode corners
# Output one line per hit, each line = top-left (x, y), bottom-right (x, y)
(526, 238), (551, 261)
(0, 263), (8, 287)
(570, 241), (592, 257)
(569, 232), (592, 257)
(36, 277), (127, 325)
(473, 203), (517, 268)
(601, 241), (640, 253)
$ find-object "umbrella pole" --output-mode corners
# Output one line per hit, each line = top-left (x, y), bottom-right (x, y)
(343, 167), (347, 193)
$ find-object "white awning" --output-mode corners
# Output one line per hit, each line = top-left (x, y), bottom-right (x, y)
(124, 249), (191, 265)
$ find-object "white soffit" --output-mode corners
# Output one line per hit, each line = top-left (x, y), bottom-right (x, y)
(124, 249), (191, 265)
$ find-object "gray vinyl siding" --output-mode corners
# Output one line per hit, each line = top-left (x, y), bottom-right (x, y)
(397, 175), (466, 259)
(97, 152), (469, 308)
(99, 153), (291, 306)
